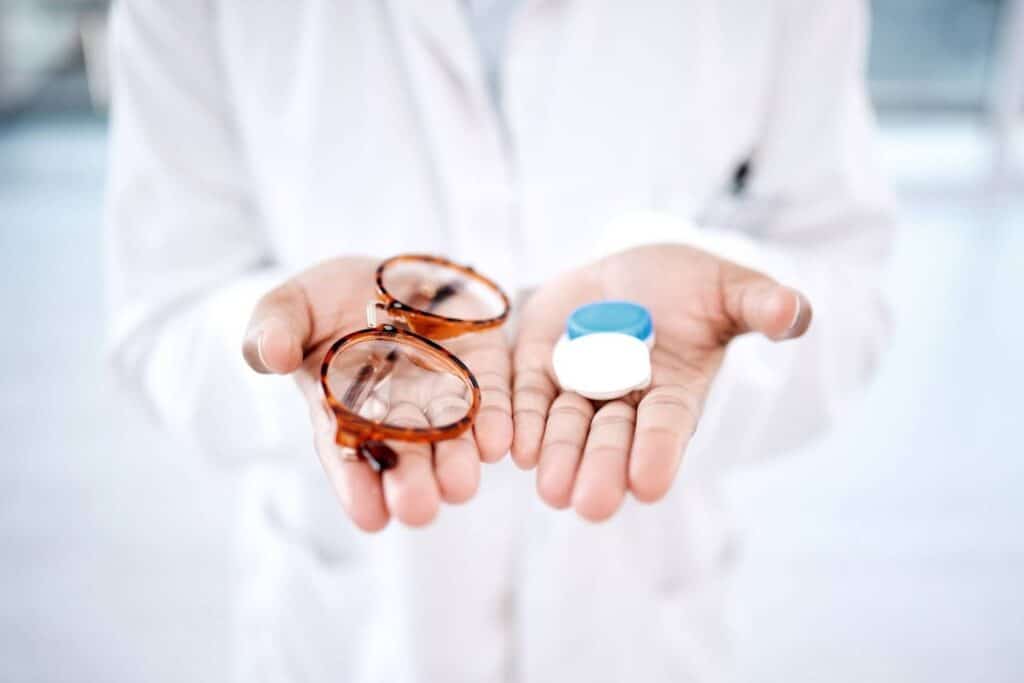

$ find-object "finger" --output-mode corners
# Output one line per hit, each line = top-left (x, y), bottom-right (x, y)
(573, 401), (634, 522)
(511, 266), (600, 468)
(511, 339), (559, 469)
(628, 385), (700, 503)
(424, 373), (481, 504)
(432, 432), (480, 504)
(316, 433), (391, 533)
(381, 400), (441, 527)
(536, 392), (594, 509)
(243, 280), (312, 374)
(452, 331), (512, 462)
(304, 380), (389, 532)
(722, 269), (813, 342)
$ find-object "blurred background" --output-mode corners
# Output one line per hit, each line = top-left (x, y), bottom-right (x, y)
(1, 1), (1022, 681)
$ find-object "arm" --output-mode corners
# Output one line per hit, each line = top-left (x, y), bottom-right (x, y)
(106, 0), (300, 464)
(510, 0), (894, 518)
(598, 0), (893, 471)
(108, 2), (515, 530)
(686, 0), (894, 474)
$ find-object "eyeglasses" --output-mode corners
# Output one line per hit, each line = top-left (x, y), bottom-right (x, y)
(320, 254), (510, 472)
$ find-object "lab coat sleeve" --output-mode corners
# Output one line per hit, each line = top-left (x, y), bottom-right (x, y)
(599, 0), (894, 475)
(694, 0), (895, 474)
(105, 0), (305, 465)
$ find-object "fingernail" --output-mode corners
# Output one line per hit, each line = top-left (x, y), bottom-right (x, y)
(784, 294), (802, 337)
(243, 325), (272, 374)
(256, 328), (271, 371)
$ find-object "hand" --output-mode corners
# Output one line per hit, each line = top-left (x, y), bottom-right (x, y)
(242, 257), (513, 531)
(511, 244), (811, 521)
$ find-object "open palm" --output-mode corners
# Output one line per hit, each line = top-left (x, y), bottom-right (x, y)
(243, 257), (512, 531)
(511, 244), (811, 521)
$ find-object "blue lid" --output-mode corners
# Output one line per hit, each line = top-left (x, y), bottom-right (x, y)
(567, 300), (653, 341)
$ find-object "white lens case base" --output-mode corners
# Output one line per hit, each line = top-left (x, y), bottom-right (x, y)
(552, 331), (653, 401)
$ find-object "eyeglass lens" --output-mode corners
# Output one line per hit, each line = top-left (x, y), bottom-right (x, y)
(380, 259), (505, 322)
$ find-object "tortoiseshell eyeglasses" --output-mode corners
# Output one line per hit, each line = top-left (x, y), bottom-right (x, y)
(320, 254), (510, 472)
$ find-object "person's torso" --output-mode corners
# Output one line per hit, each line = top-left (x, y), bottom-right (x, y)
(213, 0), (777, 292)
(209, 4), (779, 680)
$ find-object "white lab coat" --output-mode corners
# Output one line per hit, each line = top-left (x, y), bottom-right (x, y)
(105, 1), (893, 681)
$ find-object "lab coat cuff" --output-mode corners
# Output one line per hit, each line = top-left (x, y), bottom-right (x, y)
(131, 266), (302, 466)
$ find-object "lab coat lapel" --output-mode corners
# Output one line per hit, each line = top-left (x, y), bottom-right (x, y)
(405, 0), (489, 107)
(503, 0), (579, 156)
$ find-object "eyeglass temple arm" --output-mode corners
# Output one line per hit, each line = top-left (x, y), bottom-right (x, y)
(340, 347), (399, 414)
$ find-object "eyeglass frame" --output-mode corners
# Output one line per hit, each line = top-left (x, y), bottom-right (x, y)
(319, 254), (511, 466)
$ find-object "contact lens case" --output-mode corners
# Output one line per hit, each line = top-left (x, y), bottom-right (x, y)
(552, 301), (654, 401)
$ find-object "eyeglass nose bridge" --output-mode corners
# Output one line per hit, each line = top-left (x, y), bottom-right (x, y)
(365, 298), (412, 328)
(365, 300), (388, 328)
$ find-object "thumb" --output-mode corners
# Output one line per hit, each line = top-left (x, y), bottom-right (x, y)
(721, 268), (812, 342)
(242, 281), (313, 374)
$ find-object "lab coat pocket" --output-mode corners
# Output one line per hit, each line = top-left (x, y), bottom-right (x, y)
(232, 467), (374, 683)
(648, 481), (738, 682)
(520, 486), (735, 683)
(652, 480), (736, 591)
